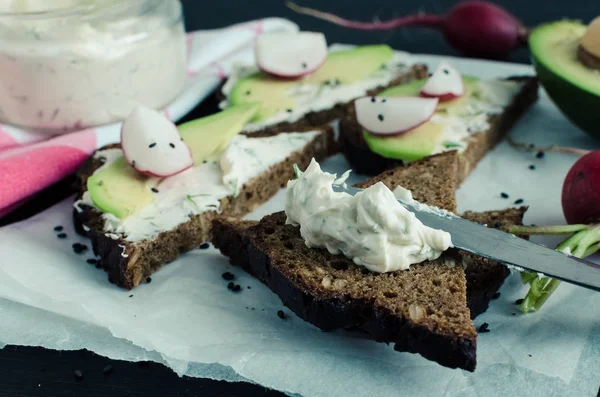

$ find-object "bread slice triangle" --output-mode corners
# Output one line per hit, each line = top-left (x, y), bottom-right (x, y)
(212, 151), (526, 371)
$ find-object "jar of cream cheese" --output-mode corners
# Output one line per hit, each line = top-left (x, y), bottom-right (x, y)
(0, 0), (187, 133)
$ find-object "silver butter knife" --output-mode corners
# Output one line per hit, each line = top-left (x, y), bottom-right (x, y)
(337, 186), (600, 292)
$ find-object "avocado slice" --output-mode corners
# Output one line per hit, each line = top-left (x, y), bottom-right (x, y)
(87, 156), (154, 219)
(228, 45), (394, 122)
(379, 76), (480, 111)
(229, 73), (296, 122)
(304, 45), (394, 85)
(530, 20), (600, 139)
(363, 122), (446, 162)
(179, 104), (259, 164)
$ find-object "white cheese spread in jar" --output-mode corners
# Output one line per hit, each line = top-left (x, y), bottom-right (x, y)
(0, 0), (186, 132)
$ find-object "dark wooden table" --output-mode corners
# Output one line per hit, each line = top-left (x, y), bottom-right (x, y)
(1, 1), (598, 396)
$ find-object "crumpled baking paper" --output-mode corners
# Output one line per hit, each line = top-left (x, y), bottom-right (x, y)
(0, 56), (599, 397)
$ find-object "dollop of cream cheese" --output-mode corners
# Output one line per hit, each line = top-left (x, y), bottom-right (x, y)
(285, 159), (453, 273)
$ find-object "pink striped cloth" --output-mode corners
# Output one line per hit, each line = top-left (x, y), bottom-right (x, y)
(0, 18), (298, 218)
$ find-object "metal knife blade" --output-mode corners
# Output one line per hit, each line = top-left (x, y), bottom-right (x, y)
(336, 185), (600, 292)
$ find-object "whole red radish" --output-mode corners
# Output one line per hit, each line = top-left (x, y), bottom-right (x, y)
(562, 151), (600, 224)
(287, 0), (527, 59)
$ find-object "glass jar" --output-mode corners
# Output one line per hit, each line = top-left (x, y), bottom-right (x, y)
(0, 0), (187, 133)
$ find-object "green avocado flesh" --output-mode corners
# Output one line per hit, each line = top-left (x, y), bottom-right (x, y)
(363, 122), (446, 162)
(179, 104), (259, 164)
(304, 45), (394, 85)
(87, 156), (153, 219)
(530, 20), (600, 138)
(363, 76), (479, 161)
(228, 45), (394, 122)
(87, 105), (259, 220)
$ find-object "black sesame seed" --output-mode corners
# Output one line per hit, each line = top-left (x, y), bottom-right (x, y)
(443, 69), (450, 74)
(181, 137), (184, 141)
(71, 243), (87, 254)
(371, 97), (376, 103)
(515, 298), (524, 305)
(428, 72), (433, 77)
(478, 322), (490, 333)
(494, 222), (502, 228)
(102, 365), (113, 375)
(377, 114), (384, 122)
(149, 142), (156, 148)
(57, 233), (68, 239)
(199, 242), (210, 250)
(131, 160), (136, 167)
(232, 284), (241, 292)
(169, 143), (175, 148)
(151, 188), (159, 193)
(301, 62), (307, 69)
(512, 312), (516, 316)
(146, 277), (152, 283)
(98, 180), (104, 186)
(500, 192), (509, 199)
(514, 198), (524, 205)
(334, 78), (341, 85)
(529, 143), (535, 149)
(277, 310), (286, 320)
(227, 281), (234, 290)
(202, 160), (207, 164)
(222, 272), (235, 281)
(245, 90), (251, 95)
(382, 98), (387, 103)
(73, 369), (83, 380)
(86, 258), (97, 265)
(529, 164), (536, 170)
(286, 108), (293, 113)
(129, 295), (133, 298)
(492, 292), (501, 300)
(247, 286), (251, 289)
(536, 151), (545, 159)
(54, 225), (64, 232)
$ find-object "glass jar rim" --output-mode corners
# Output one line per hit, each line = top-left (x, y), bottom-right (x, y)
(0, 0), (160, 21)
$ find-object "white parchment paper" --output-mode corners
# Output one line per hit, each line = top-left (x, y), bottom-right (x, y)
(1, 56), (599, 397)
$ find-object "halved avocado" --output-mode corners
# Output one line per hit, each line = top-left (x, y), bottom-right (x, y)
(530, 20), (600, 139)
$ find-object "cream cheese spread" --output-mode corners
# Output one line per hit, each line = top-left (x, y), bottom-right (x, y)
(220, 50), (413, 133)
(75, 131), (320, 242)
(0, 0), (186, 131)
(429, 79), (523, 155)
(285, 159), (453, 273)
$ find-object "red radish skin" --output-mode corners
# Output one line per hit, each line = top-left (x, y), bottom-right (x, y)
(258, 57), (327, 79)
(420, 91), (462, 102)
(562, 151), (600, 224)
(287, 1), (527, 59)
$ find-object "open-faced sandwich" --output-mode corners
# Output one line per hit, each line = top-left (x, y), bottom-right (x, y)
(212, 155), (528, 372)
(219, 32), (428, 136)
(340, 61), (539, 177)
(74, 105), (335, 289)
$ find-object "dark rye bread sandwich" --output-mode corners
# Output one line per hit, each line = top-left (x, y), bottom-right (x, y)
(339, 75), (539, 179)
(73, 127), (336, 290)
(211, 151), (527, 371)
(219, 44), (428, 137)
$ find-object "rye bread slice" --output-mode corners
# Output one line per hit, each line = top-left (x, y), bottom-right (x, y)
(73, 127), (335, 290)
(211, 206), (525, 371)
(234, 64), (429, 137)
(339, 76), (539, 179)
(211, 152), (527, 370)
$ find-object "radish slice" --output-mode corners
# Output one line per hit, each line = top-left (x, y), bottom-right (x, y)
(121, 106), (193, 178)
(420, 61), (464, 101)
(356, 96), (439, 136)
(255, 32), (328, 78)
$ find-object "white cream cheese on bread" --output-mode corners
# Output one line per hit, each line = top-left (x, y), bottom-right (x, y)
(75, 131), (320, 242)
(285, 159), (452, 273)
(220, 50), (413, 133)
(429, 79), (523, 155)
